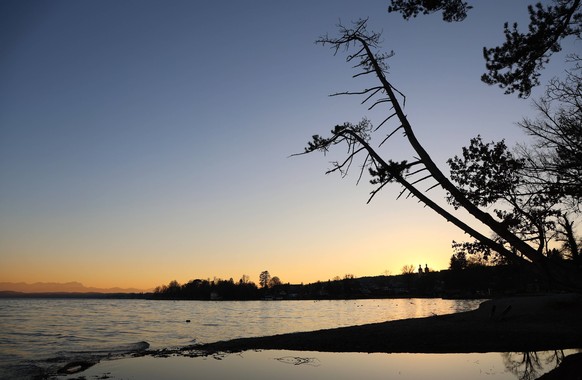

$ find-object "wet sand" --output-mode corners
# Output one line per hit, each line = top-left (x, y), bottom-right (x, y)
(188, 294), (582, 355)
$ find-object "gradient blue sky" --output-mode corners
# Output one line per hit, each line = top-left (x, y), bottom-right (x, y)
(0, 1), (574, 290)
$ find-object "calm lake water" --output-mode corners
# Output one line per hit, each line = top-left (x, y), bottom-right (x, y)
(0, 298), (576, 379)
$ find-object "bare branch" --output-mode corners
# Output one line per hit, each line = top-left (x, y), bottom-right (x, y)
(362, 87), (384, 105)
(406, 167), (428, 177)
(346, 46), (366, 62)
(367, 180), (390, 204)
(397, 187), (410, 200)
(376, 114), (398, 131)
(389, 84), (406, 107)
(356, 153), (372, 186)
(378, 125), (403, 147)
(368, 98), (391, 110)
(425, 182), (441, 192)
(353, 69), (376, 78)
(329, 87), (383, 98)
(410, 174), (433, 186)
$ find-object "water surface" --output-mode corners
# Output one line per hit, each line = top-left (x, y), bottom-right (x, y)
(3, 297), (573, 379)
(0, 297), (482, 363)
(61, 349), (578, 380)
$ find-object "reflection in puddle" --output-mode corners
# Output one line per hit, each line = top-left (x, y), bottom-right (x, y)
(502, 351), (567, 380)
(59, 349), (581, 380)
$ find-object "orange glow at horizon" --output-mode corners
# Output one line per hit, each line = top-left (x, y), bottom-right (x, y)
(1, 223), (460, 292)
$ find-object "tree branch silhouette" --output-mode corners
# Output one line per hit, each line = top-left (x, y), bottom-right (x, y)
(297, 19), (582, 290)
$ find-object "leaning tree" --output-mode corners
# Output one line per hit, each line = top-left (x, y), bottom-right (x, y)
(298, 19), (582, 291)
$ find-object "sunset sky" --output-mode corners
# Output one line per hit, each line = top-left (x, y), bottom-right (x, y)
(0, 1), (574, 291)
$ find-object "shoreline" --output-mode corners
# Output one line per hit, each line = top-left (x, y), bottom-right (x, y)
(46, 294), (582, 378)
(181, 293), (582, 355)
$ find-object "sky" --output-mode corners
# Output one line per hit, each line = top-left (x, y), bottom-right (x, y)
(0, 0), (576, 291)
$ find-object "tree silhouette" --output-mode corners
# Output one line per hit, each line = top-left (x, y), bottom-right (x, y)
(268, 276), (282, 287)
(517, 56), (582, 205)
(449, 251), (467, 271)
(389, 0), (582, 97)
(388, 0), (472, 22)
(298, 19), (582, 290)
(259, 270), (271, 288)
(401, 264), (415, 275)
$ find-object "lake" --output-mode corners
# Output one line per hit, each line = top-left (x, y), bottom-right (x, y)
(0, 298), (576, 379)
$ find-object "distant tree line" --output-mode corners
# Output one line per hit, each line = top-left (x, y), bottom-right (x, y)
(151, 272), (284, 300)
(0, 264), (543, 300)
(152, 278), (259, 300)
(150, 264), (547, 301)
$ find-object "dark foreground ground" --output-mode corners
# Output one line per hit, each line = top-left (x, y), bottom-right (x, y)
(188, 293), (582, 355)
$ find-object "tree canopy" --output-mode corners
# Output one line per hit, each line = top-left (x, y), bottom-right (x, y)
(389, 0), (582, 97)
(388, 0), (472, 22)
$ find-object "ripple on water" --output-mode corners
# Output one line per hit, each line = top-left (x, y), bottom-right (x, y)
(0, 298), (485, 378)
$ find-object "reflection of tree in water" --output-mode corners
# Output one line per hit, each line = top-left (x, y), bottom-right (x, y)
(543, 350), (565, 369)
(501, 351), (564, 380)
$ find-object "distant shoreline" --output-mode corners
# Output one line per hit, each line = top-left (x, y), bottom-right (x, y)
(1, 265), (551, 300)
(0, 291), (150, 299)
(0, 291), (478, 300)
(0, 291), (490, 301)
(0, 290), (540, 301)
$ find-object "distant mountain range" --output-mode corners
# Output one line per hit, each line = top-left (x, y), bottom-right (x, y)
(0, 281), (146, 294)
